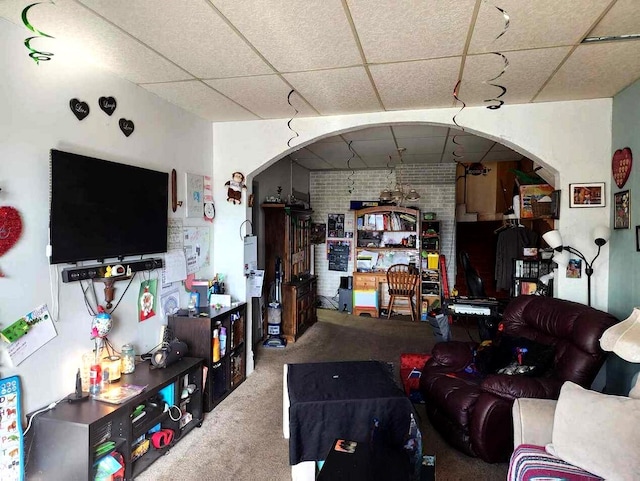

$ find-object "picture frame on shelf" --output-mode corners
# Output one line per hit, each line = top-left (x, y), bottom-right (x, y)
(569, 182), (605, 208)
(614, 190), (630, 230)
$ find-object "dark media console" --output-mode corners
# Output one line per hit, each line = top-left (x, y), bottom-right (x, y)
(61, 258), (164, 283)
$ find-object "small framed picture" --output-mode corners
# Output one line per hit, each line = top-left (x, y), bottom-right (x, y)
(614, 190), (630, 229)
(636, 226), (640, 251)
(569, 182), (605, 208)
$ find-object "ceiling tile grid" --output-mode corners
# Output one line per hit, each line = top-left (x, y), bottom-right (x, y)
(589, 0), (640, 37)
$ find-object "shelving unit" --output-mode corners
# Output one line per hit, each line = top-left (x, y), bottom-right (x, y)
(353, 206), (420, 317)
(262, 204), (317, 342)
(420, 220), (442, 316)
(169, 303), (247, 412)
(26, 357), (204, 480)
(512, 258), (554, 297)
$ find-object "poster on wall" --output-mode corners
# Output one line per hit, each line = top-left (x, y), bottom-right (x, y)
(184, 226), (210, 274)
(311, 223), (326, 244)
(327, 240), (350, 272)
(327, 213), (345, 238)
(185, 173), (204, 218)
(138, 279), (158, 322)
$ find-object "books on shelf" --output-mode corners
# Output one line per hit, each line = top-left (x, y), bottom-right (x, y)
(359, 212), (417, 231)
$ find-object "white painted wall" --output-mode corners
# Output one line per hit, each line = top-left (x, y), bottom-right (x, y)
(0, 20), (213, 412)
(213, 99), (613, 313)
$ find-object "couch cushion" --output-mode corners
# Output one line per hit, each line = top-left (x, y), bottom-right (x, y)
(548, 381), (640, 480)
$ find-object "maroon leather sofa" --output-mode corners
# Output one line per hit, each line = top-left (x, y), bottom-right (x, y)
(419, 295), (618, 463)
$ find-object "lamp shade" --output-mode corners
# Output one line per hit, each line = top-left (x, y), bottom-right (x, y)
(593, 225), (610, 246)
(405, 189), (421, 201)
(539, 271), (555, 286)
(600, 308), (640, 363)
(542, 230), (563, 249)
(553, 249), (571, 267)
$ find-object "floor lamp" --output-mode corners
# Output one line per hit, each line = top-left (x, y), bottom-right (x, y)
(542, 226), (610, 306)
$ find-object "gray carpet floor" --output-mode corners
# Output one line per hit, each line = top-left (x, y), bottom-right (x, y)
(136, 309), (508, 480)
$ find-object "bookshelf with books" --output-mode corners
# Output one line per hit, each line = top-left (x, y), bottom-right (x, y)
(512, 258), (554, 297)
(353, 206), (420, 317)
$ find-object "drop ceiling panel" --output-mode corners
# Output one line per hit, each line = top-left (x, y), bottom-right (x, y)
(589, 0), (640, 37)
(536, 41), (640, 102)
(2, 0), (191, 83)
(444, 151), (485, 162)
(393, 125), (450, 138)
(289, 147), (321, 160)
(347, 0), (476, 63)
(469, 0), (612, 53)
(350, 139), (398, 156)
(397, 137), (447, 155)
(343, 126), (394, 141)
(361, 156), (397, 168)
(306, 141), (355, 161)
(460, 47), (571, 106)
(401, 154), (445, 164)
(143, 81), (258, 121)
(205, 75), (316, 119)
(212, 0), (362, 71)
(292, 157), (335, 170)
(370, 57), (462, 110)
(79, 0), (273, 79)
(284, 67), (382, 115)
(330, 157), (367, 170)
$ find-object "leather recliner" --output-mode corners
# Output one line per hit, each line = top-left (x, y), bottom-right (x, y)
(419, 295), (618, 463)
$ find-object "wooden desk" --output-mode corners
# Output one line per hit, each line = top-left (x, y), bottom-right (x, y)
(353, 272), (419, 318)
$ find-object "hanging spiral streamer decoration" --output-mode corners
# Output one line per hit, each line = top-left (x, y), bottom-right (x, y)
(346, 141), (356, 194)
(286, 89), (300, 148)
(483, 2), (510, 109)
(22, 2), (56, 64)
(451, 79), (466, 162)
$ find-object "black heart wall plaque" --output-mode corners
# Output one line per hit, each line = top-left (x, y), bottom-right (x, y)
(119, 118), (135, 137)
(98, 96), (117, 116)
(69, 98), (90, 121)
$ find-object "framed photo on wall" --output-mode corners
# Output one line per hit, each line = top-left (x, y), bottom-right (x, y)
(614, 190), (630, 229)
(569, 182), (605, 208)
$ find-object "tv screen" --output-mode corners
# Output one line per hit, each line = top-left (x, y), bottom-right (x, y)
(49, 149), (169, 264)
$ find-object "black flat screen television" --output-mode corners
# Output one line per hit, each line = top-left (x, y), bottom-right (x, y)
(49, 149), (169, 264)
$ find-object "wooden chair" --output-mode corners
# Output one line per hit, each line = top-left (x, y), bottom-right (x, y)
(386, 264), (419, 321)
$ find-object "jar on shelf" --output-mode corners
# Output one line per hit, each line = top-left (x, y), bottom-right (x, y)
(121, 344), (135, 374)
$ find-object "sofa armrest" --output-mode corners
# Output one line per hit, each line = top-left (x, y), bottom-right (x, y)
(426, 341), (475, 371)
(481, 375), (564, 400)
(512, 398), (557, 448)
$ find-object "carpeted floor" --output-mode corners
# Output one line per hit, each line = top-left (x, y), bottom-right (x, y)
(136, 309), (508, 481)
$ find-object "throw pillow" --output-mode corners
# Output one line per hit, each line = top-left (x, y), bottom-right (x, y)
(548, 381), (640, 480)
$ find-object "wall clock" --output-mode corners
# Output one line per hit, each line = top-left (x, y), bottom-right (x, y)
(204, 202), (215, 221)
(612, 147), (633, 188)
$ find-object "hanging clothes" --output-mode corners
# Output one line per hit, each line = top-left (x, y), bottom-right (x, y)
(495, 226), (539, 291)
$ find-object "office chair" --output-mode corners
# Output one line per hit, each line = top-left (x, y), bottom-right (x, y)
(386, 264), (419, 321)
(458, 251), (487, 298)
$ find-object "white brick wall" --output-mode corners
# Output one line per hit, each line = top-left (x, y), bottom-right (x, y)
(310, 164), (456, 307)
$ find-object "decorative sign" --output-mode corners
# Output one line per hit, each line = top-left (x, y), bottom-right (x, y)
(612, 147), (633, 189)
(118, 118), (135, 137)
(0, 206), (23, 256)
(69, 98), (90, 121)
(328, 241), (350, 272)
(99, 96), (117, 116)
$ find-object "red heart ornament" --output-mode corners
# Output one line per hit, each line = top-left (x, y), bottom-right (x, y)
(612, 147), (633, 189)
(0, 207), (23, 257)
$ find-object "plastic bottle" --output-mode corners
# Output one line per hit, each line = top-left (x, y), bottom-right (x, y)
(89, 362), (102, 397)
(212, 329), (220, 362)
(219, 326), (227, 357)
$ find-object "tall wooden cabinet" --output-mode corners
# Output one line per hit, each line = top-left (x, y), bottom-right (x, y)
(262, 204), (317, 342)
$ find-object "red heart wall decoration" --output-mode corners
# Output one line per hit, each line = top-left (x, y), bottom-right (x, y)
(612, 147), (633, 189)
(0, 206), (23, 257)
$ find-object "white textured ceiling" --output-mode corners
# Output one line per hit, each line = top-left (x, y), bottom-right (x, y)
(2, 0), (639, 170)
